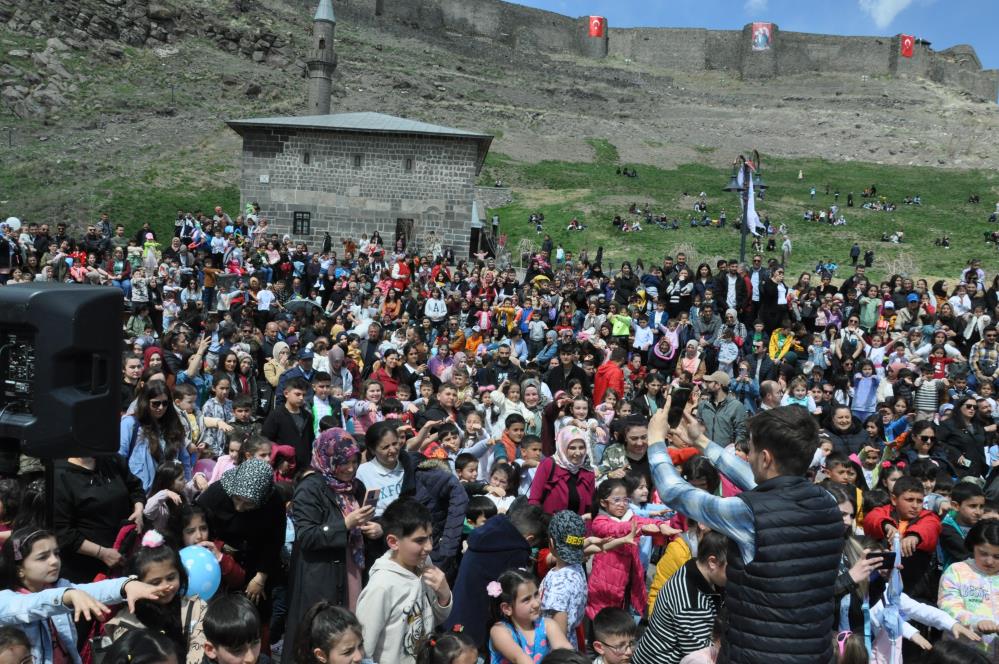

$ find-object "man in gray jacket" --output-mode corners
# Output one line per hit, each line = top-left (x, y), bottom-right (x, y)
(697, 371), (748, 447)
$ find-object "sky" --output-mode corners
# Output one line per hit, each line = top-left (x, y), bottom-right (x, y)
(508, 0), (998, 70)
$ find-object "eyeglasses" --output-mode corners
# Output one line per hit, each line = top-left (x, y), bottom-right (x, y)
(149, 400), (168, 408)
(962, 404), (976, 409)
(917, 435), (936, 442)
(607, 497), (629, 505)
(599, 640), (636, 655)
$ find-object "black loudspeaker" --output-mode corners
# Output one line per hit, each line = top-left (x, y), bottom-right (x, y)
(0, 283), (122, 458)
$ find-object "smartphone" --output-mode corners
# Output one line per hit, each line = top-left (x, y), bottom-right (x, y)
(865, 551), (894, 571)
(363, 488), (381, 508)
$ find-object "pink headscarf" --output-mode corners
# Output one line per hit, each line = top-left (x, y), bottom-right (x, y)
(555, 426), (587, 475)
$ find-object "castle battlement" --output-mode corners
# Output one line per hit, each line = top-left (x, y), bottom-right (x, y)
(339, 0), (999, 102)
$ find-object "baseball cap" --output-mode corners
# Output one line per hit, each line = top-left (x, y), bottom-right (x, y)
(906, 293), (919, 303)
(883, 301), (895, 309)
(548, 510), (586, 566)
(703, 370), (731, 387)
(298, 348), (314, 360)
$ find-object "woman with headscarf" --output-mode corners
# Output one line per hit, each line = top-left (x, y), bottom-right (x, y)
(283, 430), (377, 663)
(648, 334), (678, 375)
(528, 427), (596, 516)
(196, 459), (285, 617)
(264, 340), (291, 388)
(676, 339), (705, 383)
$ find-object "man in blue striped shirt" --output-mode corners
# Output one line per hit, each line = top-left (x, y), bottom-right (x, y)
(646, 403), (844, 664)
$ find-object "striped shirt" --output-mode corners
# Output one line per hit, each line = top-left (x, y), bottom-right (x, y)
(632, 560), (723, 664)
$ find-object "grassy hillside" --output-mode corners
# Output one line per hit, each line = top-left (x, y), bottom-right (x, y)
(482, 143), (999, 283)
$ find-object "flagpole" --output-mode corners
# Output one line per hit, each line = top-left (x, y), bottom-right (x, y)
(740, 160), (749, 264)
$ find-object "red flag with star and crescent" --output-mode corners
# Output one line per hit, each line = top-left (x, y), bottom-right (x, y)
(900, 34), (914, 58)
(589, 16), (605, 38)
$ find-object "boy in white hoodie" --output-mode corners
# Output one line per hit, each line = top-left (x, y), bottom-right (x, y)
(356, 498), (453, 664)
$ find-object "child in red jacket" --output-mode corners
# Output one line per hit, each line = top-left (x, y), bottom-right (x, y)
(863, 475), (942, 600)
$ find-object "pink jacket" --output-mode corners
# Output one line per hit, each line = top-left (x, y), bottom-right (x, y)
(586, 512), (675, 619)
(528, 457), (595, 516)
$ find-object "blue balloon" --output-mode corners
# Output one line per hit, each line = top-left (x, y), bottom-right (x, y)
(179, 545), (222, 601)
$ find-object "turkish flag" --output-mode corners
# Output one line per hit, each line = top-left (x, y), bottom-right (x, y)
(900, 34), (914, 58)
(589, 16), (605, 38)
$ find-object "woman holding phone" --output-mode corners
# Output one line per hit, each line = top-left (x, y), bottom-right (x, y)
(284, 427), (378, 660)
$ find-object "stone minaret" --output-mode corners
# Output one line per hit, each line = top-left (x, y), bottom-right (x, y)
(307, 0), (337, 115)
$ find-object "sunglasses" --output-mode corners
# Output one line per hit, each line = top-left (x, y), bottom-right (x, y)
(917, 435), (936, 442)
(149, 400), (169, 408)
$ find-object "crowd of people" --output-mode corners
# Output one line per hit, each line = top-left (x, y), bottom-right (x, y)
(1, 202), (999, 664)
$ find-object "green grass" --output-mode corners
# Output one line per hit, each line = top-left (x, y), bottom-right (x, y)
(86, 180), (240, 240)
(486, 142), (999, 282)
(585, 138), (620, 165)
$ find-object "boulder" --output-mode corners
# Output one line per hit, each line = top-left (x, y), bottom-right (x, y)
(46, 37), (70, 52)
(148, 2), (177, 20)
(0, 64), (21, 77)
(8, 49), (29, 58)
(252, 50), (266, 62)
(33, 86), (67, 108)
(244, 83), (262, 97)
(103, 42), (125, 58)
(1, 85), (25, 103)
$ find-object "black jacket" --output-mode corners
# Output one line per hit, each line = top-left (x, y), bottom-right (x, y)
(542, 363), (588, 396)
(822, 417), (868, 456)
(282, 472), (364, 664)
(938, 418), (987, 478)
(714, 273), (749, 311)
(261, 405), (315, 471)
(52, 456), (146, 583)
(724, 476), (844, 664)
(196, 480), (285, 580)
(476, 361), (523, 388)
(758, 279), (789, 331)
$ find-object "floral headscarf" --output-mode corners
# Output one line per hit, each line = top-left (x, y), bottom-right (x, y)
(220, 458), (273, 505)
(555, 426), (587, 475)
(311, 428), (365, 567)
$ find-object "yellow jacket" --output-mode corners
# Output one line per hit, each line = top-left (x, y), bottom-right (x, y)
(647, 535), (693, 615)
(768, 329), (800, 361)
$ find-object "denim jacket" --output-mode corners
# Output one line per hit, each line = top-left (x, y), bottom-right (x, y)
(0, 577), (129, 664)
(120, 415), (193, 490)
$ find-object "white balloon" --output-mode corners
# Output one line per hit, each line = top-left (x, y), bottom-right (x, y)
(4, 217), (21, 231)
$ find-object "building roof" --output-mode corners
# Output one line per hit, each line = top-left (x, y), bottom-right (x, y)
(226, 111), (493, 172)
(314, 0), (335, 24)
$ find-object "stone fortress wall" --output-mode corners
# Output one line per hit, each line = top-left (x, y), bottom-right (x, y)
(340, 0), (999, 101)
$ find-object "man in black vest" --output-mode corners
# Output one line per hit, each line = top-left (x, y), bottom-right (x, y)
(647, 405), (843, 664)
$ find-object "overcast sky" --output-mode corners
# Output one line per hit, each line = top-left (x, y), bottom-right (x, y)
(508, 0), (997, 70)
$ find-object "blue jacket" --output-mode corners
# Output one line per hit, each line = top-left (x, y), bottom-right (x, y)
(413, 461), (469, 567)
(445, 515), (532, 649)
(0, 577), (129, 664)
(119, 415), (193, 490)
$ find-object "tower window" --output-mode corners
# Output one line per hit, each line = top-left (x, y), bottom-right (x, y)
(318, 38), (326, 49)
(404, 157), (413, 172)
(293, 211), (311, 235)
(353, 154), (363, 169)
(303, 151), (310, 165)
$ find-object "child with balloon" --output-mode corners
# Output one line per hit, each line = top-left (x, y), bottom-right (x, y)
(103, 531), (211, 664)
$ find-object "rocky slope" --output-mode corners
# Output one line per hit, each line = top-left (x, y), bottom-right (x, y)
(2, 0), (998, 222)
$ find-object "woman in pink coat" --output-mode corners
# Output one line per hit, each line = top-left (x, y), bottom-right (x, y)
(529, 427), (595, 516)
(586, 477), (679, 620)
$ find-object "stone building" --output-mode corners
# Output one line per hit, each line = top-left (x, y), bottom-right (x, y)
(226, 112), (493, 256)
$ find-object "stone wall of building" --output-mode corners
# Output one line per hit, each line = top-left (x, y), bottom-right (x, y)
(237, 127), (479, 254)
